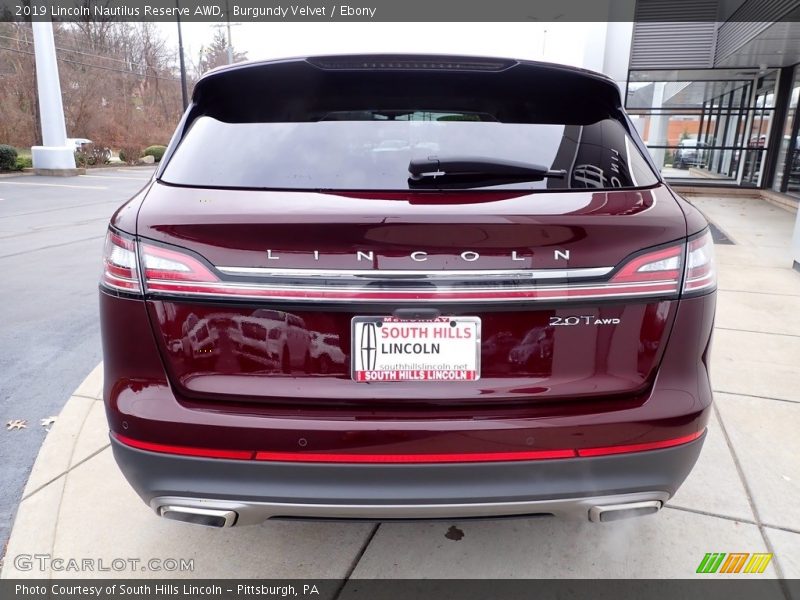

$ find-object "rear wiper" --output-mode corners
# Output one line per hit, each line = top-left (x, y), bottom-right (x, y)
(408, 156), (567, 189)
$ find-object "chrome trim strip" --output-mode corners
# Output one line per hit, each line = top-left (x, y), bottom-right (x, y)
(151, 491), (669, 524)
(145, 289), (678, 303)
(144, 278), (679, 303)
(148, 278), (673, 293)
(215, 266), (614, 280)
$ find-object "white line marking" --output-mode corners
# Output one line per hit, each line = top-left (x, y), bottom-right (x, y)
(0, 181), (107, 190)
(79, 174), (151, 181)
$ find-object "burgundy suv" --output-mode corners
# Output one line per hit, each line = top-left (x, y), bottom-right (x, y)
(100, 55), (716, 527)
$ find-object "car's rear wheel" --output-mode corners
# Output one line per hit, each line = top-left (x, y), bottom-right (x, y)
(318, 354), (332, 374)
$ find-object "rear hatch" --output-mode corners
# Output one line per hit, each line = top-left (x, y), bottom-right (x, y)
(132, 56), (692, 407)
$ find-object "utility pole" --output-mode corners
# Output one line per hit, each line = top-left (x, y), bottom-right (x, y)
(226, 0), (233, 64)
(176, 1), (189, 110)
(31, 19), (77, 174)
(213, 1), (240, 65)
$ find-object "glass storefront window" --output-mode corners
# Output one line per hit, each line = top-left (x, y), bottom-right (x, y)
(627, 69), (779, 186)
(741, 74), (778, 186)
(773, 66), (800, 196)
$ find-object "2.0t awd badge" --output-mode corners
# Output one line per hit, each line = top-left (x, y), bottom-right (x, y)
(549, 316), (622, 326)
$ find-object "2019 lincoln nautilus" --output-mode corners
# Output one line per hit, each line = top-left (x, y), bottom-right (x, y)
(100, 54), (716, 527)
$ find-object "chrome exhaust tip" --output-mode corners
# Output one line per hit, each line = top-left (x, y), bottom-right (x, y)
(588, 500), (662, 523)
(159, 505), (237, 528)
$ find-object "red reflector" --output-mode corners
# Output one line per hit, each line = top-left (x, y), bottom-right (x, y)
(112, 431), (704, 462)
(253, 449), (577, 463)
(576, 431), (704, 457)
(112, 433), (253, 460)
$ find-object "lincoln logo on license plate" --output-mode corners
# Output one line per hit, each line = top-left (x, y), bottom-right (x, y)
(352, 316), (481, 382)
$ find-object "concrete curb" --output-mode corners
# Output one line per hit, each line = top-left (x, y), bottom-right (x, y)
(0, 363), (105, 579)
(0, 171), (34, 179)
(32, 168), (87, 177)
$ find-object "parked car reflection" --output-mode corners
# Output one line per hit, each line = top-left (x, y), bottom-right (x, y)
(180, 312), (221, 359)
(483, 331), (518, 357)
(508, 326), (554, 374)
(309, 332), (347, 374)
(229, 309), (312, 373)
(175, 309), (350, 375)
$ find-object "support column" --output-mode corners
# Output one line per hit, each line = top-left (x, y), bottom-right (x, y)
(648, 82), (670, 169)
(581, 0), (635, 93)
(793, 209), (800, 273)
(30, 20), (81, 176)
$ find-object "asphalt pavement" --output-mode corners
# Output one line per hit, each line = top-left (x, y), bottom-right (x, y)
(0, 167), (155, 552)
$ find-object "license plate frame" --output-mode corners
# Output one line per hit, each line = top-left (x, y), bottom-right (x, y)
(351, 316), (481, 382)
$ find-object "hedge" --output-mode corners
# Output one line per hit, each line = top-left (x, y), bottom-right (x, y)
(143, 145), (167, 162)
(0, 144), (18, 170)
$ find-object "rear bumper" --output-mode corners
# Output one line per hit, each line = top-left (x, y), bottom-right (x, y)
(102, 287), (715, 524)
(111, 432), (705, 524)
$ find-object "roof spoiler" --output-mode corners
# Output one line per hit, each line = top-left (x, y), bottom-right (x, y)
(187, 54), (621, 124)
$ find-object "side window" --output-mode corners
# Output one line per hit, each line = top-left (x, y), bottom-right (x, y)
(547, 121), (658, 189)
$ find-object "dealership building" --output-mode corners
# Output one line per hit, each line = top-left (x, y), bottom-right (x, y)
(585, 1), (799, 192)
(582, 0), (800, 267)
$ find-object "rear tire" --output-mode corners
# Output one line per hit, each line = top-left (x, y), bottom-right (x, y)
(318, 354), (332, 374)
(281, 348), (291, 374)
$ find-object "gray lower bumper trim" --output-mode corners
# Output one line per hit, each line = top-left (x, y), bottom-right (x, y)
(151, 491), (669, 525)
(111, 432), (705, 524)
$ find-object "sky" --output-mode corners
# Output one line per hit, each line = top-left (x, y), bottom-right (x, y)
(157, 22), (593, 68)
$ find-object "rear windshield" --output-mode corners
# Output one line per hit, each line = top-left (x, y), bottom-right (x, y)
(160, 62), (658, 192)
(161, 115), (657, 191)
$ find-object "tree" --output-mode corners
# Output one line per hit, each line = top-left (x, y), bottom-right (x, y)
(0, 21), (185, 150)
(0, 22), (40, 145)
(196, 29), (247, 75)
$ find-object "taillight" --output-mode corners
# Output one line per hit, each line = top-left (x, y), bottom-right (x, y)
(683, 230), (716, 295)
(101, 230), (141, 293)
(606, 242), (683, 296)
(141, 243), (218, 283)
(140, 242), (221, 293)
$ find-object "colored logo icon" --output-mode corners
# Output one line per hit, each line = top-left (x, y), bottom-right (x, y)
(696, 552), (772, 574)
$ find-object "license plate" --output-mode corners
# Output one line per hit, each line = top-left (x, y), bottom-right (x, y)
(351, 316), (481, 382)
